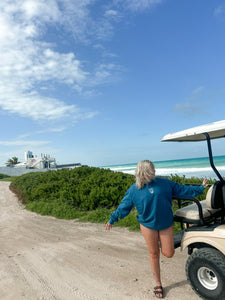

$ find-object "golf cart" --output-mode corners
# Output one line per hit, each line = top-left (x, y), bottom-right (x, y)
(161, 120), (225, 300)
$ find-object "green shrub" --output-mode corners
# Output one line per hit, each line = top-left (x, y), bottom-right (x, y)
(10, 168), (217, 232)
(0, 173), (10, 180)
(10, 167), (135, 209)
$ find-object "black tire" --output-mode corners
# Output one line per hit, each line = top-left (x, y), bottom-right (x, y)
(186, 247), (225, 300)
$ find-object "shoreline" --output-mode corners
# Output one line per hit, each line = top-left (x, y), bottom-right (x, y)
(102, 155), (225, 180)
(114, 168), (223, 180)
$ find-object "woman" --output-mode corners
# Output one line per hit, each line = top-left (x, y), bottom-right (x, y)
(105, 160), (207, 298)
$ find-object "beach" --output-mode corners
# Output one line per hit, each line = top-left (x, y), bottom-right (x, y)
(0, 181), (200, 300)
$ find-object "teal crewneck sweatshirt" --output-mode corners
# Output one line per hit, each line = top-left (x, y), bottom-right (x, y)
(109, 177), (205, 230)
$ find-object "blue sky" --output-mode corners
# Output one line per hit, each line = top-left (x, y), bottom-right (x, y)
(1, 0), (225, 167)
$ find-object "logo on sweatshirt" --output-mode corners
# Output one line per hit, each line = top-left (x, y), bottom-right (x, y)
(148, 188), (154, 194)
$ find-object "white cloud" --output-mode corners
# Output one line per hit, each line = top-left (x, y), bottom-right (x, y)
(173, 102), (202, 116)
(31, 49), (88, 85)
(192, 86), (204, 94)
(113, 0), (163, 12)
(80, 111), (99, 120)
(37, 127), (67, 134)
(173, 85), (207, 116)
(0, 0), (98, 122)
(214, 5), (225, 17)
(0, 139), (50, 147)
(0, 91), (78, 121)
(16, 127), (67, 141)
(0, 0), (162, 123)
(22, 0), (61, 22)
(105, 9), (119, 17)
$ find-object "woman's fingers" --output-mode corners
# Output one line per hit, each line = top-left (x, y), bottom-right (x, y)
(105, 222), (112, 230)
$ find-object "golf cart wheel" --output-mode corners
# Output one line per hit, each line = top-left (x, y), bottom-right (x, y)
(186, 247), (225, 299)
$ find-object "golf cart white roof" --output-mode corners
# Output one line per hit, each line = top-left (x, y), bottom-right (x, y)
(161, 120), (225, 142)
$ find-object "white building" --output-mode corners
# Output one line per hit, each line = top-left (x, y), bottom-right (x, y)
(15, 151), (57, 169)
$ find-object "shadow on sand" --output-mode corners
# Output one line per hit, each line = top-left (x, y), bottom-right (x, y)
(163, 280), (190, 296)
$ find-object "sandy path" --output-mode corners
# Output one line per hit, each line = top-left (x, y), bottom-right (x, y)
(0, 181), (200, 300)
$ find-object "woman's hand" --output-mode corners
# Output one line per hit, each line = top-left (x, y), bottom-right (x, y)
(202, 178), (208, 188)
(105, 222), (112, 230)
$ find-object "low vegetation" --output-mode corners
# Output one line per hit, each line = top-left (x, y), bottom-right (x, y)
(9, 167), (217, 232)
(0, 173), (12, 181)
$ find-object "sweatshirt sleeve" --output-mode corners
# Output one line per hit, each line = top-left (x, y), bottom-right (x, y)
(109, 188), (134, 225)
(171, 181), (205, 198)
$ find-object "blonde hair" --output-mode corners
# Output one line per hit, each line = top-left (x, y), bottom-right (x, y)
(135, 160), (155, 189)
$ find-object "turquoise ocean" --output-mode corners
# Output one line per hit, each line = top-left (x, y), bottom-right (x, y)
(102, 156), (225, 179)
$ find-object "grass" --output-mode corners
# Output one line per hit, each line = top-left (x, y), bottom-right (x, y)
(25, 199), (183, 232)
(25, 199), (139, 230)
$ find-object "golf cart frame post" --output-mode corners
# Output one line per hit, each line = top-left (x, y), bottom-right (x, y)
(203, 132), (224, 184)
(203, 132), (225, 209)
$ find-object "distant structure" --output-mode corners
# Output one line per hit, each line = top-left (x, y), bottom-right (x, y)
(14, 150), (57, 169)
(0, 151), (82, 176)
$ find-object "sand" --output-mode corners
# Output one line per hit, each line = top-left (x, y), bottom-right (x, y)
(0, 181), (200, 300)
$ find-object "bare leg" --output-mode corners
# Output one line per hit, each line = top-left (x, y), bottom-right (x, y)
(140, 225), (174, 298)
(159, 225), (175, 258)
(140, 224), (161, 286)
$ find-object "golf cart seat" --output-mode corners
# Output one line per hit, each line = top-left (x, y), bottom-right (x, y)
(174, 181), (224, 225)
